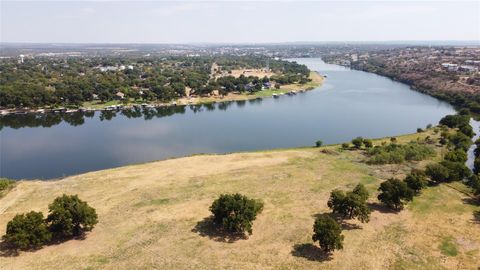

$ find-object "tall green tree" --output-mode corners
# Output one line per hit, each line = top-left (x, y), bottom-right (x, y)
(3, 211), (52, 250)
(46, 194), (98, 237)
(327, 184), (371, 223)
(312, 215), (344, 253)
(377, 178), (414, 210)
(210, 193), (263, 235)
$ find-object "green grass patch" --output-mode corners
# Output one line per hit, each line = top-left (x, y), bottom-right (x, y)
(439, 237), (458, 257)
(409, 184), (472, 216)
(0, 178), (16, 198)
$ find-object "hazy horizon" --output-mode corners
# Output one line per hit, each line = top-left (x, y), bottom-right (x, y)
(1, 1), (479, 44)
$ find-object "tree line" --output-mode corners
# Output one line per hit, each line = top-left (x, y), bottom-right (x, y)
(0, 55), (310, 108)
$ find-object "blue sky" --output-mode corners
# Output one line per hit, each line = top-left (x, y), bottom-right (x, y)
(1, 1), (479, 43)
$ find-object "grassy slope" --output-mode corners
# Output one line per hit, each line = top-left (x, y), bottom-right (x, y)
(0, 129), (478, 270)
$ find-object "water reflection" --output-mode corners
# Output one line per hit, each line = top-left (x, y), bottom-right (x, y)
(0, 100), (258, 130)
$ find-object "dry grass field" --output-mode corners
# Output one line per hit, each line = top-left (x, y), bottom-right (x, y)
(0, 130), (479, 270)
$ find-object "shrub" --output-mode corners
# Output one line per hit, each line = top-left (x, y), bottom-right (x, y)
(327, 184), (371, 223)
(367, 142), (435, 165)
(467, 175), (480, 195)
(0, 178), (15, 192)
(363, 139), (373, 148)
(444, 149), (468, 163)
(351, 137), (364, 149)
(459, 124), (475, 138)
(312, 215), (344, 253)
(475, 157), (480, 174)
(377, 178), (414, 210)
(315, 140), (323, 147)
(405, 170), (428, 194)
(210, 193), (263, 235)
(403, 143), (435, 161)
(439, 114), (470, 128)
(390, 137), (397, 143)
(417, 128), (424, 133)
(426, 124), (433, 129)
(341, 143), (350, 149)
(3, 211), (52, 250)
(46, 194), (98, 238)
(439, 137), (448, 145)
(448, 132), (473, 151)
(0, 178), (16, 198)
(440, 160), (472, 182)
(425, 163), (450, 183)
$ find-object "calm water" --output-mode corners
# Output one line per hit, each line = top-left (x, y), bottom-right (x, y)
(0, 58), (455, 179)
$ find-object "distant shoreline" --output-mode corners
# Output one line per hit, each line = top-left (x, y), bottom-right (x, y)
(0, 71), (324, 116)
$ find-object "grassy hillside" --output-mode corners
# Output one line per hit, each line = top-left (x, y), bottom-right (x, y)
(0, 130), (478, 269)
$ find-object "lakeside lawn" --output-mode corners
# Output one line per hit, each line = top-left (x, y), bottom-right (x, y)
(80, 71), (324, 109)
(0, 128), (478, 269)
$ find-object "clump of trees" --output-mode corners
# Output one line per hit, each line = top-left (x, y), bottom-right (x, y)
(0, 55), (311, 108)
(210, 193), (263, 235)
(2, 194), (97, 250)
(310, 183), (370, 254)
(327, 184), (371, 223)
(404, 170), (428, 194)
(312, 215), (344, 253)
(315, 140), (323, 147)
(349, 137), (373, 149)
(377, 178), (414, 210)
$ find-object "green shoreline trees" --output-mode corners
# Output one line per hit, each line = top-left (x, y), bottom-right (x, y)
(0, 56), (310, 109)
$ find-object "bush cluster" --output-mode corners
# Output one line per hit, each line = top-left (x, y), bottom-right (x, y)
(367, 142), (435, 165)
(3, 194), (98, 250)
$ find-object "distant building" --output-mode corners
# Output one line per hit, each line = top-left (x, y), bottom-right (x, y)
(98, 66), (118, 72)
(115, 92), (126, 99)
(458, 65), (478, 73)
(441, 63), (458, 71)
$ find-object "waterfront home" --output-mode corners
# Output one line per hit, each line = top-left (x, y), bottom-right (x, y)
(441, 63), (458, 71)
(116, 91), (126, 99)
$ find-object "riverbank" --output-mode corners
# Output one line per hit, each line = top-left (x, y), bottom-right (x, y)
(1, 129), (478, 269)
(174, 71), (323, 106)
(0, 71), (324, 115)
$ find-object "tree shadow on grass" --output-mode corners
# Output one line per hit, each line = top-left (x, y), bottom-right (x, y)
(291, 243), (333, 262)
(462, 197), (479, 207)
(0, 234), (87, 257)
(367, 202), (400, 214)
(471, 210), (480, 225)
(311, 213), (362, 231)
(191, 217), (247, 243)
(0, 241), (20, 257)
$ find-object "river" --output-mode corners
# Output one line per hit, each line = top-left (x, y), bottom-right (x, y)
(0, 58), (455, 179)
